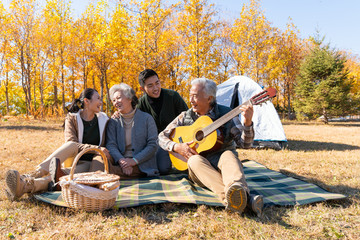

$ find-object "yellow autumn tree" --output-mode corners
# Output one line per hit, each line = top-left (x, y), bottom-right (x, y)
(1, 0), (360, 118)
(230, 0), (276, 85)
(344, 53), (360, 110)
(108, 2), (133, 88)
(42, 0), (72, 113)
(217, 21), (234, 83)
(160, 23), (185, 92)
(177, 0), (220, 83)
(8, 0), (40, 116)
(267, 19), (304, 118)
(66, 25), (79, 100)
(0, 3), (14, 115)
(72, 4), (98, 91)
(0, 2), (6, 78)
(32, 14), (50, 118)
(129, 0), (178, 94)
(68, 1), (114, 113)
(89, 1), (114, 112)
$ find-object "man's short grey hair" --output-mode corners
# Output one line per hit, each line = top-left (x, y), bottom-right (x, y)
(191, 78), (217, 105)
(109, 83), (138, 108)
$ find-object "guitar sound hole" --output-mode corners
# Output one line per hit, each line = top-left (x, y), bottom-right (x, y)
(195, 130), (204, 141)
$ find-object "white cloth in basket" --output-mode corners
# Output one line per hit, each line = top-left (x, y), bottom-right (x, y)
(60, 180), (119, 201)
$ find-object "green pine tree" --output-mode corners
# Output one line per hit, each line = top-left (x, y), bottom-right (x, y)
(294, 38), (352, 123)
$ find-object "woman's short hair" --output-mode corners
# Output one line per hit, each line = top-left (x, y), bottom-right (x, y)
(191, 78), (217, 106)
(109, 83), (139, 108)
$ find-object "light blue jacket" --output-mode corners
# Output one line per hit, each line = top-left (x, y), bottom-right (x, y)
(106, 109), (159, 176)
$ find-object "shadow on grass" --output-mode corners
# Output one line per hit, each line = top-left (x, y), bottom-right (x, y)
(30, 198), (197, 224)
(287, 139), (360, 151)
(0, 125), (61, 131)
(282, 121), (360, 127)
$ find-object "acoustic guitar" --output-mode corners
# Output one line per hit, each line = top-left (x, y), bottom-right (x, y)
(169, 87), (277, 171)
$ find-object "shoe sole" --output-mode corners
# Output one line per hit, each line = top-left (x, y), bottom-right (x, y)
(226, 184), (247, 214)
(251, 195), (264, 217)
(5, 170), (20, 200)
(5, 188), (15, 201)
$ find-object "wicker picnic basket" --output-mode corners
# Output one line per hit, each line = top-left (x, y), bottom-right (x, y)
(59, 148), (120, 211)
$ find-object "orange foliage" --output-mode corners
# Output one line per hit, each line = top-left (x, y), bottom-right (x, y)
(0, 0), (358, 118)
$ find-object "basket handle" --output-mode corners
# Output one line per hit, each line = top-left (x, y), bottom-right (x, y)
(69, 148), (109, 180)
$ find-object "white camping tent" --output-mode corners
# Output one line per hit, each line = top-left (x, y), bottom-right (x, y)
(216, 76), (287, 150)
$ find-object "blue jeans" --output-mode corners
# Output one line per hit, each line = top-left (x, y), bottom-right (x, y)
(156, 147), (172, 175)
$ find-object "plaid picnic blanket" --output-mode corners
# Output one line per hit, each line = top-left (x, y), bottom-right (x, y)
(34, 160), (346, 208)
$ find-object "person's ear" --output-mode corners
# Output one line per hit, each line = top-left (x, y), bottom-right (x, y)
(83, 98), (90, 105)
(208, 96), (213, 104)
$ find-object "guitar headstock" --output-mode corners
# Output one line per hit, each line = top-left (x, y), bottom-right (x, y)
(250, 87), (277, 106)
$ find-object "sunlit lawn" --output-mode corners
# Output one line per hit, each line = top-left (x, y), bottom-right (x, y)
(0, 118), (359, 239)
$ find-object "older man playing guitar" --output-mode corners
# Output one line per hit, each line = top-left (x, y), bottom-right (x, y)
(158, 78), (273, 216)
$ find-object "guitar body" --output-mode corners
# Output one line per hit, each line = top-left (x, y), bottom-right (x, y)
(169, 115), (218, 171)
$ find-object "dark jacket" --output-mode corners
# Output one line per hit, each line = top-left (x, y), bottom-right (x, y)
(137, 88), (188, 132)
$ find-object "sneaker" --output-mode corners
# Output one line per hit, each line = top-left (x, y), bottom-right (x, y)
(48, 157), (66, 191)
(225, 182), (247, 214)
(5, 170), (34, 201)
(248, 194), (264, 217)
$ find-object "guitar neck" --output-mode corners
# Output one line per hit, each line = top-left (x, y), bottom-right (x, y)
(202, 100), (252, 137)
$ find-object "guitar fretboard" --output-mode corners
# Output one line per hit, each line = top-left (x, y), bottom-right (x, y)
(202, 100), (252, 137)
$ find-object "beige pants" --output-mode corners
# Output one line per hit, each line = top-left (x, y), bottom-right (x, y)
(37, 141), (78, 172)
(37, 141), (95, 174)
(33, 142), (105, 192)
(187, 150), (249, 203)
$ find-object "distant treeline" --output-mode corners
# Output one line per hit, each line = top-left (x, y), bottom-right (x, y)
(0, 0), (359, 118)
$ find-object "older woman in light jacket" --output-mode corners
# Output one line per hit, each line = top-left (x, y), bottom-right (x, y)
(104, 83), (159, 178)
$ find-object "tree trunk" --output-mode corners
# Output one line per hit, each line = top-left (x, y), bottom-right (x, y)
(20, 48), (29, 116)
(5, 71), (9, 114)
(21, 71), (29, 116)
(71, 68), (75, 100)
(100, 73), (104, 112)
(323, 108), (328, 124)
(61, 51), (65, 114)
(83, 65), (87, 90)
(26, 55), (32, 116)
(287, 81), (292, 120)
(33, 70), (37, 119)
(104, 69), (110, 115)
(40, 73), (44, 119)
(53, 80), (58, 114)
(92, 74), (95, 89)
(61, 67), (65, 114)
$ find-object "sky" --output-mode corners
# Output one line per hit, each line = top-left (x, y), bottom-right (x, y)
(213, 0), (360, 56)
(3, 0), (360, 56)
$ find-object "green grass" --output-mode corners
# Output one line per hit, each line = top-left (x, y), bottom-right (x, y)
(0, 119), (359, 239)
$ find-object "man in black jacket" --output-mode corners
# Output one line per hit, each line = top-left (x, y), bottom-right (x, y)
(137, 69), (188, 174)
